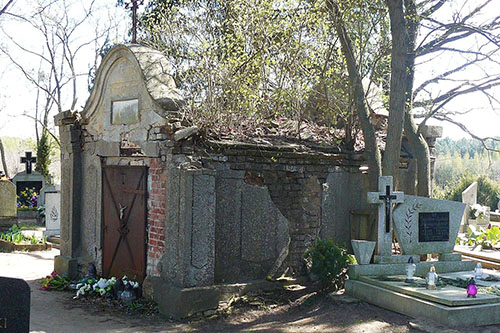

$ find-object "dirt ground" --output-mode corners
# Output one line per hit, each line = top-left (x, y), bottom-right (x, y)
(1, 249), (499, 333)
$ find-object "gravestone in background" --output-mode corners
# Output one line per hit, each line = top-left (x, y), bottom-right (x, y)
(393, 195), (466, 255)
(44, 189), (61, 237)
(12, 171), (46, 203)
(462, 181), (478, 206)
(0, 277), (30, 333)
(0, 180), (16, 218)
(39, 184), (56, 207)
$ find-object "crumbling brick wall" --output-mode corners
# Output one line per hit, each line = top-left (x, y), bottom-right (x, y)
(195, 143), (362, 274)
(146, 157), (167, 277)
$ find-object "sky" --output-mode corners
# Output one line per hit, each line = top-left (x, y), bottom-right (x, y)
(0, 0), (499, 141)
(0, 0), (129, 138)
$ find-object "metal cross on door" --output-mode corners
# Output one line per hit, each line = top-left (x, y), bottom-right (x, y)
(102, 165), (147, 283)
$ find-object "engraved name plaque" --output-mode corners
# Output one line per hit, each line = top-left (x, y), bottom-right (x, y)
(111, 99), (139, 125)
(418, 212), (450, 242)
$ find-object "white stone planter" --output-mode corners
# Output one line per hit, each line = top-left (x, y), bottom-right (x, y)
(351, 240), (376, 265)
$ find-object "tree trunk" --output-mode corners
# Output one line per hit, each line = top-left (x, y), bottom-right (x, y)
(383, 0), (410, 185)
(404, 113), (431, 196)
(403, 0), (432, 197)
(0, 138), (9, 178)
(327, 0), (382, 191)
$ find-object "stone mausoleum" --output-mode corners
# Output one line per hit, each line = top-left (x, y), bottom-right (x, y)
(54, 44), (442, 318)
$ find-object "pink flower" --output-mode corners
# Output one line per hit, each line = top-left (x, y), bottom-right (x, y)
(41, 286), (50, 291)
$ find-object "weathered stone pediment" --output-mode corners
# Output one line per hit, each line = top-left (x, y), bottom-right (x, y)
(81, 45), (184, 143)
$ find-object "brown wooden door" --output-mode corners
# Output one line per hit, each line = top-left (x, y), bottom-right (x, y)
(102, 165), (147, 282)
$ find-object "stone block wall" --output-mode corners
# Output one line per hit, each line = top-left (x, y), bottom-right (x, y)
(197, 145), (364, 275)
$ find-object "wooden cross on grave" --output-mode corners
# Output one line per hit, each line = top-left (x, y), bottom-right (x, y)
(20, 152), (37, 174)
(367, 176), (404, 257)
(124, 0), (144, 44)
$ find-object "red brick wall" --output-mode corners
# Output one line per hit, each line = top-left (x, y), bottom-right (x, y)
(147, 158), (166, 276)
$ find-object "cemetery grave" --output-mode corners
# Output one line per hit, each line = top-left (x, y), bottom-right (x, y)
(347, 176), (500, 327)
(0, 151), (60, 251)
(453, 180), (500, 269)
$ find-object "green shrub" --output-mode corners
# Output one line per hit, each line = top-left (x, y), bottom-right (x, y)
(304, 239), (354, 291)
(445, 174), (500, 210)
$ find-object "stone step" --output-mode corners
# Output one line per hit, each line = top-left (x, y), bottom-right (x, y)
(454, 246), (500, 264)
(46, 235), (60, 249)
(47, 235), (60, 244)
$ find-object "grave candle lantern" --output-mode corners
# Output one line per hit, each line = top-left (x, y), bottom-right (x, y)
(426, 265), (438, 290)
(467, 277), (477, 298)
(121, 283), (136, 302)
(474, 262), (485, 280)
(405, 257), (416, 283)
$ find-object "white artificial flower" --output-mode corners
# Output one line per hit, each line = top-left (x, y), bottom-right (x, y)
(131, 281), (139, 288)
(74, 286), (86, 298)
(97, 278), (109, 289)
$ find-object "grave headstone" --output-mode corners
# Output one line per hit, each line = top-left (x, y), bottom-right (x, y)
(461, 181), (490, 231)
(367, 176), (404, 257)
(44, 188), (61, 237)
(0, 180), (16, 218)
(462, 182), (478, 206)
(39, 184), (56, 207)
(393, 195), (465, 255)
(0, 277), (30, 333)
(12, 171), (46, 203)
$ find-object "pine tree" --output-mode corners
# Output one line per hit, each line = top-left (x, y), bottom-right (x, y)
(35, 131), (51, 182)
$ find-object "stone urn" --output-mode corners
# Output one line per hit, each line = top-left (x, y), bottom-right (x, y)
(351, 240), (376, 265)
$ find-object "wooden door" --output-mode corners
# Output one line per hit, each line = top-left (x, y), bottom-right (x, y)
(102, 165), (147, 282)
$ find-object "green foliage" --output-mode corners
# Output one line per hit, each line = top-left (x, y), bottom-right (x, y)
(437, 137), (500, 159)
(443, 174), (500, 211)
(0, 224), (46, 245)
(130, 0), (389, 144)
(35, 131), (52, 181)
(304, 239), (354, 291)
(457, 225), (500, 249)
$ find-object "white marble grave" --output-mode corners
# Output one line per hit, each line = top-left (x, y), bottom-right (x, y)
(44, 189), (60, 237)
(462, 181), (477, 206)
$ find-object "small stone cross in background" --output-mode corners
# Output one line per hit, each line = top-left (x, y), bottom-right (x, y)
(368, 176), (404, 256)
(20, 151), (37, 174)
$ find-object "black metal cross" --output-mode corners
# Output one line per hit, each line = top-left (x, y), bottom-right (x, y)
(379, 185), (397, 233)
(20, 152), (36, 174)
(124, 0), (144, 44)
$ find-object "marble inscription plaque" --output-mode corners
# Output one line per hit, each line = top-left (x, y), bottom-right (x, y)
(111, 99), (139, 124)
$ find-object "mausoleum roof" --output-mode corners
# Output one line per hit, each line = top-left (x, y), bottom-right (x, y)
(126, 44), (184, 110)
